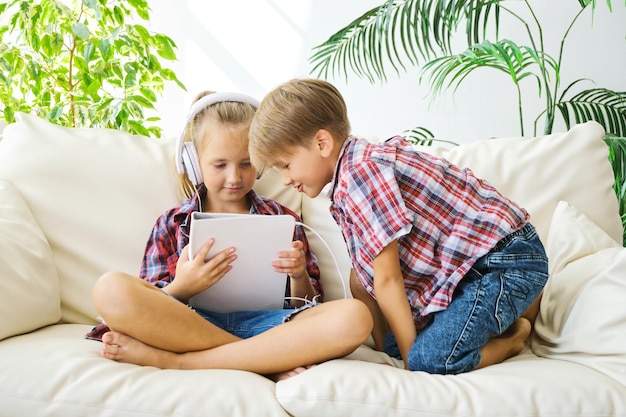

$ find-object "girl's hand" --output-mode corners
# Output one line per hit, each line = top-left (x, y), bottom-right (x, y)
(273, 240), (307, 280)
(166, 238), (236, 303)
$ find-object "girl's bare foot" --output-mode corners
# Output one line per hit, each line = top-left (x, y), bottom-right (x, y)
(101, 331), (175, 368)
(101, 332), (318, 379)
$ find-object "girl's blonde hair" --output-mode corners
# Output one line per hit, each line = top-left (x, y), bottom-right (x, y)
(178, 91), (257, 199)
(249, 78), (350, 170)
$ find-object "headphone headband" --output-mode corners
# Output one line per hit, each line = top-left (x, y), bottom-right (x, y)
(175, 92), (260, 175)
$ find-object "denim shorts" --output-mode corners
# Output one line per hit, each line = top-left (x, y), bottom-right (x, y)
(192, 303), (316, 340)
(383, 223), (549, 374)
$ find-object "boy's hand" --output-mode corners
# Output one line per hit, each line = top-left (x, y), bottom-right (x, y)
(167, 239), (236, 303)
(273, 240), (307, 280)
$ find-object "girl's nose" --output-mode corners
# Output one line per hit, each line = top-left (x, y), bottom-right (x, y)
(227, 166), (241, 182)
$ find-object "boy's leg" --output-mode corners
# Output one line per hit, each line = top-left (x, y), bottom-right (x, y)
(99, 298), (373, 374)
(92, 271), (240, 352)
(350, 270), (387, 350)
(521, 289), (544, 325)
(406, 225), (548, 374)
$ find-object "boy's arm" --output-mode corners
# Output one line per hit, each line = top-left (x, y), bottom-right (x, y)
(373, 239), (416, 369)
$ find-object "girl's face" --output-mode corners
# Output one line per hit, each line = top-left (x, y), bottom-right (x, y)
(197, 119), (257, 213)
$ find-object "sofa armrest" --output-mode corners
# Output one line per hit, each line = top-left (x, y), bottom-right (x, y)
(0, 180), (61, 340)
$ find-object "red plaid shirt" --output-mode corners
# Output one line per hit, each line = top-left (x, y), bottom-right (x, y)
(328, 136), (528, 331)
(86, 186), (320, 341)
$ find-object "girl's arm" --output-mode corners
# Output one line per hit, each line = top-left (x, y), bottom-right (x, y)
(373, 239), (416, 369)
(274, 240), (318, 307)
(166, 239), (237, 304)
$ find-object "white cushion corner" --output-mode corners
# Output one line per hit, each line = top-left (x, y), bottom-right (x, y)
(0, 180), (61, 340)
(545, 200), (620, 275)
(532, 201), (626, 385)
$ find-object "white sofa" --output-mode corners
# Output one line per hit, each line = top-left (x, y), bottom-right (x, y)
(1, 112), (625, 417)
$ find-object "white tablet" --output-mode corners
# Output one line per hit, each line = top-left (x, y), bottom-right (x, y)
(187, 212), (295, 313)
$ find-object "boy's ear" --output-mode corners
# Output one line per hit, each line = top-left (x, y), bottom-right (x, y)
(315, 129), (335, 157)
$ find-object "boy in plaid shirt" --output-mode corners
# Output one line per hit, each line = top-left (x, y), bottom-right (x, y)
(248, 78), (548, 374)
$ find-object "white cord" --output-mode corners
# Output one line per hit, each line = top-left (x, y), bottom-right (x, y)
(295, 221), (348, 299)
(284, 294), (322, 306)
(194, 186), (203, 213)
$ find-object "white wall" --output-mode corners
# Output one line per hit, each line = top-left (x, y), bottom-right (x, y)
(148, 0), (626, 143)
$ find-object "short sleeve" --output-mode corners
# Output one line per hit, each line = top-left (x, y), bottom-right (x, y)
(342, 160), (413, 261)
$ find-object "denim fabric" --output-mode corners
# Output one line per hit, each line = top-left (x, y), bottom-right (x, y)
(384, 223), (548, 374)
(194, 303), (317, 339)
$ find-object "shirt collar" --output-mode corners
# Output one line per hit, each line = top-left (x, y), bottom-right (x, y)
(327, 136), (356, 201)
(176, 185), (263, 231)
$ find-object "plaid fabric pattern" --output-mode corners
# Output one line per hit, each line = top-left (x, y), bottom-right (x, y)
(328, 136), (528, 330)
(86, 186), (320, 341)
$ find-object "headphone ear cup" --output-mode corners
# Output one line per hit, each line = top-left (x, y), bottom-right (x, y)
(181, 142), (203, 186)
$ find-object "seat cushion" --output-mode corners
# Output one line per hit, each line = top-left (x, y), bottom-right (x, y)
(276, 346), (626, 417)
(0, 324), (290, 417)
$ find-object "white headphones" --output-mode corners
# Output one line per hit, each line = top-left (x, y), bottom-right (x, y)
(175, 92), (260, 186)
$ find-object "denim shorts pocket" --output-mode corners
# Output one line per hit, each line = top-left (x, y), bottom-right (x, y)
(495, 256), (548, 331)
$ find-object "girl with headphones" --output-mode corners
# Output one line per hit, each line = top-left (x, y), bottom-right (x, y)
(87, 91), (372, 380)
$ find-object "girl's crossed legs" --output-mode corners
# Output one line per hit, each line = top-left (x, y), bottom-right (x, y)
(92, 272), (373, 377)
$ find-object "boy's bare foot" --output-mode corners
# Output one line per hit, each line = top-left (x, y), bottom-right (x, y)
(268, 364), (316, 381)
(497, 317), (532, 356)
(478, 317), (531, 369)
(101, 331), (175, 368)
(501, 317), (531, 338)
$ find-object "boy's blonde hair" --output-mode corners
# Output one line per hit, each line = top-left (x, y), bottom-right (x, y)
(178, 91), (257, 199)
(249, 78), (350, 170)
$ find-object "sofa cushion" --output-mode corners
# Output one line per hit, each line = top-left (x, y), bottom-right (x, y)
(0, 324), (291, 417)
(532, 201), (626, 386)
(439, 121), (621, 245)
(0, 113), (181, 324)
(0, 181), (61, 340)
(276, 347), (626, 417)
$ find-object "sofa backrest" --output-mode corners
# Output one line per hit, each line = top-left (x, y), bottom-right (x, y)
(303, 121), (623, 301)
(0, 113), (621, 329)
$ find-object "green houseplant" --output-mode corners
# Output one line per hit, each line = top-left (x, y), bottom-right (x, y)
(0, 0), (185, 137)
(309, 0), (626, 244)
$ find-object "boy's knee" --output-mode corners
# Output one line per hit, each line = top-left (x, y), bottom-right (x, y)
(407, 343), (479, 375)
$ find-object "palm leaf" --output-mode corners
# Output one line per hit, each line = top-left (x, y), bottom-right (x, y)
(604, 134), (626, 245)
(309, 0), (504, 83)
(402, 125), (459, 146)
(420, 39), (556, 96)
(557, 87), (626, 136)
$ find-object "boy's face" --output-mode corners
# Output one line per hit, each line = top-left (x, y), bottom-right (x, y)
(273, 132), (336, 198)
